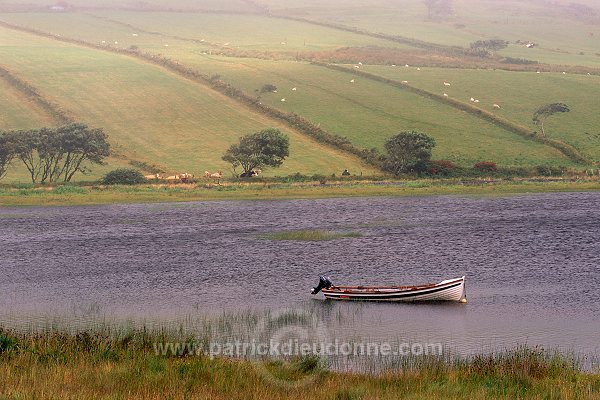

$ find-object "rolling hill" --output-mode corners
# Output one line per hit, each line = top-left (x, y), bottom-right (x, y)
(1, 0), (599, 184)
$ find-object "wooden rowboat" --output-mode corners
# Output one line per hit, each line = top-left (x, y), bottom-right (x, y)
(311, 276), (467, 303)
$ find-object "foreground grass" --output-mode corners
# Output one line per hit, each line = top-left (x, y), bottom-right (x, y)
(0, 328), (598, 399)
(0, 178), (598, 207)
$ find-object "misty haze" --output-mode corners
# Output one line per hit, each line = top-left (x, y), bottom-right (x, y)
(1, 0), (599, 398)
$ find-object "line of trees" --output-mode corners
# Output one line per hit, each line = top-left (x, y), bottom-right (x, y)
(0, 124), (110, 183)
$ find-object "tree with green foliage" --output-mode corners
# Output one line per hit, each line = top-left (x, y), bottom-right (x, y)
(469, 39), (508, 57)
(55, 124), (110, 182)
(0, 131), (15, 180)
(222, 128), (289, 177)
(9, 124), (110, 183)
(383, 131), (436, 175)
(532, 103), (570, 137)
(102, 168), (146, 185)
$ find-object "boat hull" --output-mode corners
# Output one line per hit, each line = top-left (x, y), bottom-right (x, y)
(321, 276), (466, 302)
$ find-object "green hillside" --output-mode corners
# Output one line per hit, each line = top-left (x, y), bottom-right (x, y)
(1, 1), (599, 185)
(0, 26), (377, 181)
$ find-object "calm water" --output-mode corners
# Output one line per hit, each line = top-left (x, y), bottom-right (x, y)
(1, 192), (599, 359)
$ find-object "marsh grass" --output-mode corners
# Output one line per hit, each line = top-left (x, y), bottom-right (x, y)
(0, 179), (599, 206)
(0, 324), (598, 400)
(264, 230), (363, 241)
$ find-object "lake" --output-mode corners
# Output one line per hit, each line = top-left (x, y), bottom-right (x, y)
(1, 192), (599, 365)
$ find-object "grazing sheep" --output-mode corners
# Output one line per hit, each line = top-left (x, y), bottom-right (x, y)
(470, 97), (475, 102)
(392, 64), (396, 67)
(292, 87), (297, 91)
(536, 71), (540, 74)
(358, 62), (362, 65)
(405, 64), (409, 67)
(224, 42), (230, 46)
(417, 67), (421, 71)
(354, 65), (360, 69)
(443, 93), (448, 97)
(474, 99), (480, 103)
(114, 41), (118, 44)
(164, 44), (169, 47)
(281, 98), (286, 102)
(401, 80), (409, 83)
(444, 82), (451, 86)
(132, 33), (138, 37)
(562, 71), (566, 74)
(281, 41), (286, 45)
(350, 79), (355, 83)
(493, 104), (501, 109)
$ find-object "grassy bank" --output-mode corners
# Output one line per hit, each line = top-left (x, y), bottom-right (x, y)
(0, 328), (598, 399)
(0, 178), (598, 206)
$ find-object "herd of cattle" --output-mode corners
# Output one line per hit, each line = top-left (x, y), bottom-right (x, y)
(143, 169), (261, 183)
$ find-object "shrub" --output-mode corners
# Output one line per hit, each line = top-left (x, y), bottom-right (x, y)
(428, 159), (456, 176)
(102, 168), (146, 185)
(535, 165), (567, 176)
(53, 184), (86, 194)
(260, 83), (277, 93)
(474, 162), (498, 172)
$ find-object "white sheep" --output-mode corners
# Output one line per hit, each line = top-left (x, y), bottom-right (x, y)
(281, 98), (286, 102)
(354, 65), (360, 69)
(474, 99), (480, 103)
(405, 64), (409, 67)
(401, 80), (409, 83)
(444, 82), (451, 86)
(292, 87), (297, 91)
(132, 33), (138, 37)
(493, 104), (501, 109)
(350, 79), (355, 83)
(443, 93), (448, 97)
(470, 97), (475, 102)
(358, 62), (362, 65)
(417, 67), (421, 71)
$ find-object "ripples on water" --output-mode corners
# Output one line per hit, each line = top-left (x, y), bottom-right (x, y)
(1, 192), (599, 360)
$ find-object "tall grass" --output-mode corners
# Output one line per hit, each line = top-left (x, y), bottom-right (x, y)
(0, 323), (598, 399)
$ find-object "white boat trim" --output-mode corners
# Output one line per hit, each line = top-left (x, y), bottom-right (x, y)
(321, 276), (466, 302)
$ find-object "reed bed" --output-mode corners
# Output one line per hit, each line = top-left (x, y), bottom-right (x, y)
(1, 325), (598, 399)
(264, 230), (362, 241)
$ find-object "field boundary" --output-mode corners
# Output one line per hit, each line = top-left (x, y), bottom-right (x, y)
(0, 65), (73, 125)
(0, 20), (382, 169)
(86, 13), (600, 75)
(317, 63), (588, 164)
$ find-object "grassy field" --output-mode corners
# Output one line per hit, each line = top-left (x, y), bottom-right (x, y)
(1, 178), (598, 207)
(0, 78), (55, 129)
(270, 0), (600, 67)
(0, 26), (377, 181)
(1, 328), (599, 399)
(1, 2), (599, 185)
(361, 65), (600, 163)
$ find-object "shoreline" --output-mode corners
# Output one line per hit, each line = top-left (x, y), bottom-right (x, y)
(0, 178), (599, 207)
